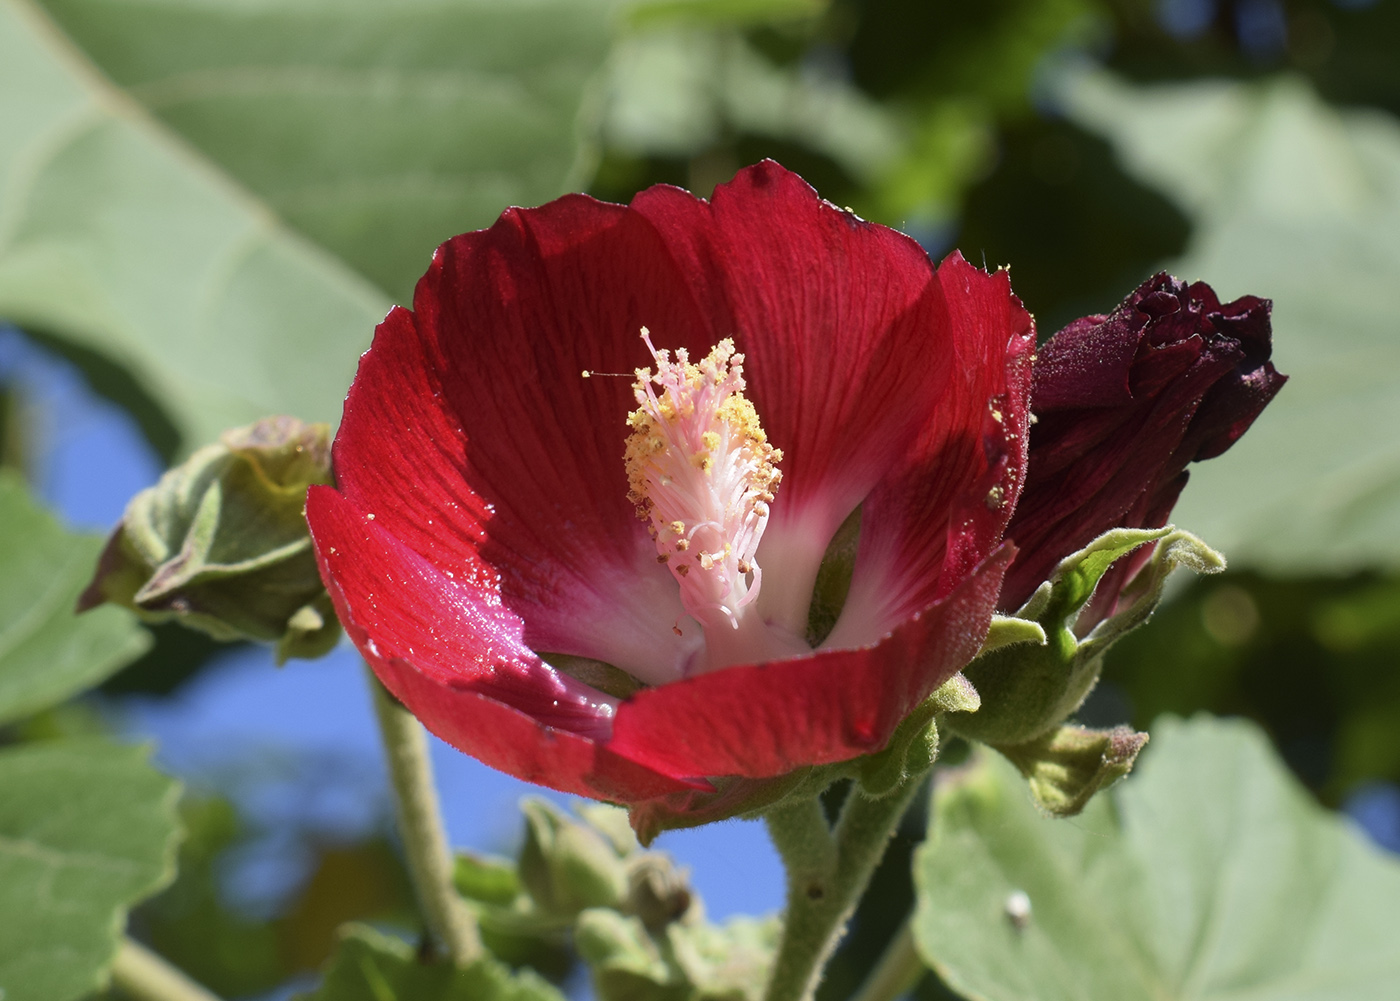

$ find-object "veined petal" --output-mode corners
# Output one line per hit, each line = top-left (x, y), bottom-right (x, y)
(329, 198), (719, 685)
(307, 485), (702, 801)
(631, 163), (959, 637)
(827, 256), (1035, 648)
(605, 546), (1012, 780)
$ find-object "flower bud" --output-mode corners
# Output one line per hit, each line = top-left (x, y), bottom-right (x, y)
(996, 724), (1148, 817)
(1003, 275), (1284, 613)
(78, 416), (339, 662)
(946, 526), (1223, 749)
(518, 799), (629, 917)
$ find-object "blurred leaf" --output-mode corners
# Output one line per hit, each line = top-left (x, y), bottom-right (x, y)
(276, 841), (416, 974)
(1102, 0), (1400, 119)
(952, 116), (1191, 333)
(626, 0), (824, 30)
(1, 0), (622, 451)
(131, 795), (287, 999)
(298, 923), (564, 1001)
(38, 0), (619, 303)
(455, 851), (523, 907)
(0, 0), (386, 450)
(603, 25), (903, 185)
(0, 471), (149, 726)
(1061, 71), (1400, 572)
(0, 738), (182, 1001)
(1100, 570), (1400, 798)
(845, 0), (1099, 225)
(914, 715), (1400, 1001)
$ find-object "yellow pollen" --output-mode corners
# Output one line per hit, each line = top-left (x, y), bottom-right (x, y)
(622, 327), (782, 633)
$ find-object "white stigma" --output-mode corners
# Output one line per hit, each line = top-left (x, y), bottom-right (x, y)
(625, 328), (782, 637)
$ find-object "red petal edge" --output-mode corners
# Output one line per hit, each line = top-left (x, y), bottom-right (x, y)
(307, 484), (703, 802)
(827, 257), (1035, 646)
(605, 545), (1013, 780)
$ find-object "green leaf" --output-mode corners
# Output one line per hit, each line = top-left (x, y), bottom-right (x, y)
(38, 0), (618, 303)
(0, 472), (149, 726)
(914, 715), (1400, 1001)
(0, 0), (619, 450)
(604, 24), (903, 187)
(1061, 71), (1400, 573)
(0, 738), (182, 1001)
(299, 923), (565, 1001)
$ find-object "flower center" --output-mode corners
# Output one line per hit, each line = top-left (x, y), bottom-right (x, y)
(624, 329), (782, 649)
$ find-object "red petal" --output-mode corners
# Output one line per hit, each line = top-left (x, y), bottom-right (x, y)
(605, 546), (1012, 780)
(307, 485), (700, 802)
(828, 256), (1034, 646)
(630, 163), (962, 635)
(330, 198), (719, 684)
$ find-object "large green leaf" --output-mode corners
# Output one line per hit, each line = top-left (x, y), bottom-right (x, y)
(1060, 72), (1400, 573)
(0, 738), (183, 1001)
(298, 923), (564, 1001)
(38, 0), (618, 303)
(914, 715), (1400, 1001)
(0, 472), (149, 725)
(0, 0), (619, 451)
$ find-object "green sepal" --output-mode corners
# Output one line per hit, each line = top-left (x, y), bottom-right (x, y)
(945, 526), (1222, 748)
(995, 724), (1149, 817)
(665, 916), (780, 1001)
(80, 416), (340, 660)
(454, 851), (522, 906)
(518, 798), (628, 917)
(576, 909), (687, 1001)
(857, 672), (980, 798)
(576, 908), (780, 1001)
(977, 614), (1047, 656)
(296, 923), (563, 1001)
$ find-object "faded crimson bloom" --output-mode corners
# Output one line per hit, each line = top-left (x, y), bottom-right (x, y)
(306, 162), (1035, 809)
(1001, 274), (1285, 616)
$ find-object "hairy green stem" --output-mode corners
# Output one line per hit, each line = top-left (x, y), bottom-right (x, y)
(367, 666), (483, 965)
(763, 774), (928, 1001)
(110, 937), (221, 1001)
(849, 918), (923, 1001)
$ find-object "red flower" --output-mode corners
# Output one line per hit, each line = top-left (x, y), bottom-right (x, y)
(306, 163), (1034, 807)
(1001, 274), (1285, 617)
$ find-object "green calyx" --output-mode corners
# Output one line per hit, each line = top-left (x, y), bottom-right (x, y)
(944, 526), (1225, 749)
(577, 909), (780, 1001)
(996, 723), (1149, 817)
(78, 415), (340, 662)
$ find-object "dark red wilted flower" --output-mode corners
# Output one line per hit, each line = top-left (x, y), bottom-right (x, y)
(1001, 273), (1286, 615)
(306, 162), (1034, 808)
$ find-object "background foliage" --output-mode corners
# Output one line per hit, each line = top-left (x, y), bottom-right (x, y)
(2, 0), (1399, 998)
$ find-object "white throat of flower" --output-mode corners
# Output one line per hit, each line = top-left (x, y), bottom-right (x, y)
(625, 329), (783, 664)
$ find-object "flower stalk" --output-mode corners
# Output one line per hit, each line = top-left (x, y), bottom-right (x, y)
(367, 665), (483, 965)
(763, 771), (929, 1001)
(110, 937), (222, 1001)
